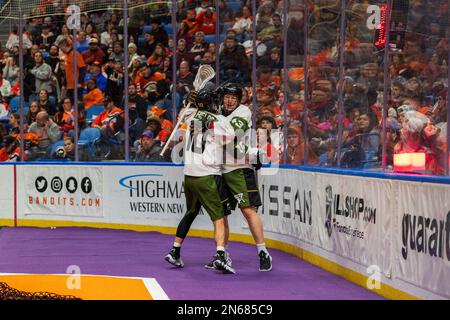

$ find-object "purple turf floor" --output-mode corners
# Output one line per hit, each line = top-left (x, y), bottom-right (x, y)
(0, 227), (384, 300)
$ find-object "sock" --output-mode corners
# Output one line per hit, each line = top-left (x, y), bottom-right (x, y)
(172, 242), (181, 256)
(256, 243), (269, 255)
(217, 246), (225, 256)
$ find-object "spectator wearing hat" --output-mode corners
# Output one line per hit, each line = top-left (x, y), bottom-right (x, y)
(145, 115), (170, 143)
(84, 60), (108, 93)
(147, 105), (174, 133)
(138, 31), (157, 57)
(91, 96), (124, 139)
(82, 37), (105, 66)
(134, 130), (168, 162)
(58, 39), (87, 98)
(149, 18), (169, 47)
(127, 43), (139, 69)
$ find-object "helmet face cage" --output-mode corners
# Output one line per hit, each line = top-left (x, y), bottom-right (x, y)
(196, 88), (220, 113)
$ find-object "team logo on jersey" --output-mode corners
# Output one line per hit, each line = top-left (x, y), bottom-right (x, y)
(230, 117), (249, 131)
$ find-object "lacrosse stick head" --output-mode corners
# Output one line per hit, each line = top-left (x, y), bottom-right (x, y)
(193, 64), (216, 91)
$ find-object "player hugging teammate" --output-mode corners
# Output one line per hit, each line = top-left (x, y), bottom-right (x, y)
(164, 82), (272, 274)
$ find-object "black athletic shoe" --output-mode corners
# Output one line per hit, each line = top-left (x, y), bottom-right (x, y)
(165, 249), (184, 268)
(213, 252), (236, 274)
(205, 256), (216, 269)
(205, 252), (232, 269)
(259, 251), (272, 272)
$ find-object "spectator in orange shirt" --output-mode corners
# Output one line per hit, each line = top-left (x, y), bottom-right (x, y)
(134, 63), (165, 98)
(83, 78), (105, 110)
(182, 9), (200, 36)
(91, 96), (124, 139)
(0, 135), (22, 162)
(54, 97), (86, 138)
(147, 105), (174, 133)
(58, 39), (87, 98)
(147, 43), (167, 70)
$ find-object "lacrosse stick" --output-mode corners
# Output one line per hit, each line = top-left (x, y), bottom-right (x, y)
(160, 64), (216, 156)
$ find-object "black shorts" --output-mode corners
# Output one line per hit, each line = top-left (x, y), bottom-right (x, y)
(223, 168), (262, 210)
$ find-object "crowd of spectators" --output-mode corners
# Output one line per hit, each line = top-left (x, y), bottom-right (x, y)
(0, 0), (448, 176)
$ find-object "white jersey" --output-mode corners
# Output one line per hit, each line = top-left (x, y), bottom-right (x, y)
(217, 104), (254, 174)
(183, 109), (234, 177)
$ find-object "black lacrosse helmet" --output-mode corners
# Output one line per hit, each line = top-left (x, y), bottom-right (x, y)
(195, 87), (220, 113)
(218, 82), (242, 103)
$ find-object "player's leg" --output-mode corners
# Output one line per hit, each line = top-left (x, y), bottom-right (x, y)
(197, 175), (235, 274)
(165, 176), (201, 268)
(223, 168), (272, 271)
(205, 176), (233, 269)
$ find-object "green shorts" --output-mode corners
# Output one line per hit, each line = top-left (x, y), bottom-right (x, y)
(184, 175), (230, 221)
(222, 168), (262, 210)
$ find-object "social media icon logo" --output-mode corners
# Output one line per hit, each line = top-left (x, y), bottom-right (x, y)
(81, 177), (92, 194)
(35, 177), (48, 192)
(51, 177), (63, 193)
(66, 177), (78, 193)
